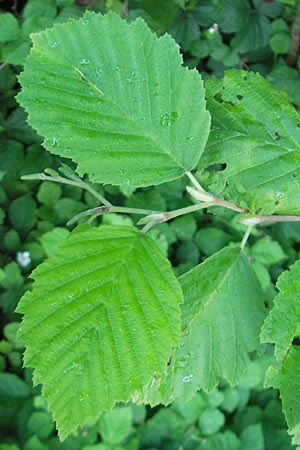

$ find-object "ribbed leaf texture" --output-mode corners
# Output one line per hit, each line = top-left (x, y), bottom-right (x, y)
(17, 225), (183, 439)
(17, 12), (210, 187)
(199, 69), (300, 215)
(136, 245), (266, 405)
(265, 348), (300, 447)
(261, 258), (300, 445)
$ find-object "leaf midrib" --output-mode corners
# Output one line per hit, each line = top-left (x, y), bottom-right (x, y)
(73, 67), (186, 171)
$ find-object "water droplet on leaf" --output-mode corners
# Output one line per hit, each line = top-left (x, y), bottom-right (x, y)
(182, 374), (193, 383)
(159, 111), (179, 127)
(51, 137), (59, 147)
(186, 136), (194, 142)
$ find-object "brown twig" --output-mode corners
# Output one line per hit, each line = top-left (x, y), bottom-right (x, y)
(286, 2), (300, 67)
(122, 0), (129, 17)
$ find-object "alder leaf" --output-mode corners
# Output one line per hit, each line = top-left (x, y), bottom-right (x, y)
(264, 347), (300, 447)
(17, 12), (210, 187)
(17, 225), (183, 439)
(199, 69), (300, 215)
(261, 258), (300, 445)
(136, 245), (266, 405)
(261, 259), (300, 360)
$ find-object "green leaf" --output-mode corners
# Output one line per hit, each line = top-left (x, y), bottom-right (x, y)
(27, 411), (55, 440)
(55, 4), (85, 23)
(172, 392), (206, 424)
(261, 259), (300, 361)
(261, 259), (300, 445)
(0, 13), (19, 42)
(136, 245), (266, 404)
(234, 16), (270, 53)
(198, 431), (241, 450)
(240, 423), (264, 450)
(0, 373), (30, 407)
(17, 225), (183, 439)
(191, 2), (223, 27)
(22, 0), (57, 19)
(250, 237), (287, 266)
(195, 227), (231, 256)
(131, 0), (179, 31)
(168, 10), (201, 51)
(270, 32), (290, 55)
(218, 0), (250, 33)
(255, 0), (283, 19)
(23, 436), (48, 450)
(98, 407), (132, 445)
(54, 198), (86, 220)
(228, 0), (281, 53)
(2, 39), (31, 66)
(267, 59), (300, 109)
(198, 408), (225, 436)
(5, 108), (41, 145)
(39, 227), (70, 257)
(8, 194), (37, 235)
(21, 16), (54, 38)
(37, 181), (62, 206)
(220, 387), (239, 413)
(199, 69), (300, 215)
(1, 262), (23, 290)
(18, 12), (210, 187)
(264, 347), (300, 447)
(170, 215), (197, 241)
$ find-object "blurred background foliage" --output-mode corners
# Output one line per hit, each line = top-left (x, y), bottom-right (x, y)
(1, 0), (300, 448)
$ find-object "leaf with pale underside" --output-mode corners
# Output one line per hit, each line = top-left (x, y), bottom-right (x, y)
(199, 69), (300, 215)
(17, 225), (183, 439)
(136, 245), (266, 405)
(17, 12), (210, 187)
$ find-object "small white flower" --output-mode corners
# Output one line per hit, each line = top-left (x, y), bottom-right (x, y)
(16, 251), (31, 268)
(208, 23), (218, 34)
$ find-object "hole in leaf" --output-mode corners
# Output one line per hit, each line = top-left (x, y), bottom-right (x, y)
(293, 337), (300, 346)
(297, 123), (300, 128)
(274, 201), (279, 206)
(274, 132), (281, 141)
(293, 173), (298, 178)
(213, 93), (234, 106)
(206, 163), (227, 172)
(236, 94), (243, 100)
(213, 92), (223, 103)
(242, 75), (247, 81)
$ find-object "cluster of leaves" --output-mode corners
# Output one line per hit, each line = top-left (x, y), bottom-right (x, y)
(112, 0), (300, 110)
(2, 0), (300, 449)
(0, 354), (296, 449)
